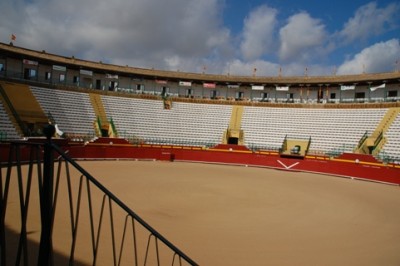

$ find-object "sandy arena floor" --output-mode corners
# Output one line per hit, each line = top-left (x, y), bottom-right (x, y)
(4, 160), (400, 265)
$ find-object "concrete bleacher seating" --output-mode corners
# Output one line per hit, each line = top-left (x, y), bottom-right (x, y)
(241, 106), (387, 153)
(0, 99), (21, 140)
(30, 87), (96, 136)
(101, 95), (233, 146)
(380, 115), (400, 160)
(24, 86), (395, 157)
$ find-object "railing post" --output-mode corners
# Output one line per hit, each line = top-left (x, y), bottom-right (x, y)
(38, 125), (56, 265)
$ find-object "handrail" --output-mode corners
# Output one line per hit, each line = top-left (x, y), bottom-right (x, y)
(50, 142), (197, 265)
(0, 125), (198, 265)
(371, 131), (385, 156)
(306, 136), (312, 153)
(97, 116), (102, 131)
(356, 131), (369, 150)
(110, 117), (118, 137)
(374, 131), (383, 147)
(280, 135), (287, 153)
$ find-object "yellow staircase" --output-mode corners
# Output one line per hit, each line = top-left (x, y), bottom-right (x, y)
(356, 107), (400, 155)
(89, 93), (108, 125)
(0, 81), (48, 135)
(372, 108), (400, 136)
(89, 93), (117, 137)
(223, 105), (244, 145)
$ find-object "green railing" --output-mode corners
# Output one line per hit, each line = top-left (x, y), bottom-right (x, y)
(110, 117), (118, 137)
(355, 131), (369, 151)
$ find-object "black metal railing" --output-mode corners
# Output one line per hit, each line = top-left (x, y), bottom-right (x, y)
(0, 125), (198, 265)
(355, 131), (369, 150)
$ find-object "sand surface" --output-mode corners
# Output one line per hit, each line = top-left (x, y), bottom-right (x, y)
(4, 160), (400, 265)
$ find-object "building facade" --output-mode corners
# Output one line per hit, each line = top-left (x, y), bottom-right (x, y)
(1, 42), (399, 104)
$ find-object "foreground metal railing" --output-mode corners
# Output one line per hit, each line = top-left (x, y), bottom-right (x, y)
(0, 126), (198, 265)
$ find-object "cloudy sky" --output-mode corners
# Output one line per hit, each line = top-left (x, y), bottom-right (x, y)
(1, 0), (399, 76)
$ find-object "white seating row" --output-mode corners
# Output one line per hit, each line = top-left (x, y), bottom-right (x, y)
(0, 100), (21, 140)
(380, 114), (400, 159)
(102, 95), (232, 146)
(241, 106), (387, 153)
(30, 87), (96, 135)
(23, 86), (399, 158)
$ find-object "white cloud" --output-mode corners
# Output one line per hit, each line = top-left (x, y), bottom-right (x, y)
(339, 2), (400, 43)
(240, 5), (278, 61)
(279, 12), (327, 62)
(337, 39), (400, 75)
(0, 0), (233, 71)
(0, 1), (398, 76)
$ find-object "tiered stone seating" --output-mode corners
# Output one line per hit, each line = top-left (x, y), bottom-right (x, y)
(241, 106), (387, 153)
(102, 95), (232, 146)
(25, 86), (396, 157)
(0, 100), (21, 140)
(30, 87), (96, 136)
(380, 115), (400, 161)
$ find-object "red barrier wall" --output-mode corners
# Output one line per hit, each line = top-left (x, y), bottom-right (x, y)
(2, 139), (399, 185)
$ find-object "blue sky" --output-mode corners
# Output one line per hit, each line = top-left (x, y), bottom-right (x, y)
(0, 0), (399, 76)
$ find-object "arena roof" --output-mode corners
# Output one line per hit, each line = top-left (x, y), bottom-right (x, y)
(1, 42), (400, 86)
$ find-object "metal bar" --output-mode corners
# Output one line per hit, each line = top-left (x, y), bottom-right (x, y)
(144, 234), (154, 266)
(50, 143), (198, 265)
(131, 217), (139, 266)
(16, 144), (36, 266)
(109, 197), (117, 266)
(65, 161), (75, 236)
(0, 143), (16, 266)
(93, 195), (106, 265)
(155, 237), (160, 266)
(52, 158), (63, 234)
(38, 127), (55, 265)
(49, 157), (64, 266)
(15, 143), (28, 266)
(172, 253), (183, 266)
(69, 175), (84, 264)
(87, 178), (96, 260)
(117, 215), (130, 266)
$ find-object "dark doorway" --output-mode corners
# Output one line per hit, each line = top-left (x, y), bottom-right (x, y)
(210, 90), (218, 99)
(96, 79), (102, 90)
(318, 88), (324, 102)
(287, 93), (294, 103)
(109, 81), (117, 91)
(228, 137), (238, 145)
(236, 91), (244, 100)
(24, 68), (36, 80)
(101, 128), (108, 137)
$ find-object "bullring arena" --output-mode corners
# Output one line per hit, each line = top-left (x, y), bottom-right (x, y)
(1, 42), (400, 265)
